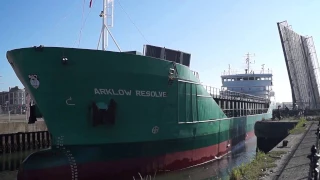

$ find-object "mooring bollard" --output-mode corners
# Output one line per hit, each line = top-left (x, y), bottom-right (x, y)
(308, 145), (320, 179)
(282, 140), (289, 147)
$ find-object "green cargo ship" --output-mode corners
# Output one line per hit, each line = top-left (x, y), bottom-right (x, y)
(6, 1), (276, 179)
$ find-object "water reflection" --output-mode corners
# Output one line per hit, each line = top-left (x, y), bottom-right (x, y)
(0, 150), (36, 171)
(0, 150), (36, 180)
(0, 137), (257, 180)
(155, 137), (257, 180)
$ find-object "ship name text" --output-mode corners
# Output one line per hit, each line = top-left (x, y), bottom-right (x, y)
(94, 88), (167, 98)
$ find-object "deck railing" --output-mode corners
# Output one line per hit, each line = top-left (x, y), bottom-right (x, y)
(221, 69), (273, 76)
(203, 85), (270, 104)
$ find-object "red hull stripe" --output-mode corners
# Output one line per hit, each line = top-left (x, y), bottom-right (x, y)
(18, 131), (255, 180)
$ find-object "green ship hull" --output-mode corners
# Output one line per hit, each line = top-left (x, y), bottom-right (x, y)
(6, 46), (275, 180)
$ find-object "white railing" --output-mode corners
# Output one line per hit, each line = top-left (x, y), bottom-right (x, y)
(221, 69), (273, 76)
(203, 85), (269, 103)
(191, 70), (200, 80)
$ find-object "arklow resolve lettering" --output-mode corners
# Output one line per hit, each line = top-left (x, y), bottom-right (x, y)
(94, 88), (167, 98)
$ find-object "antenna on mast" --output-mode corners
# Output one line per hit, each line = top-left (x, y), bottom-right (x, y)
(228, 64), (231, 75)
(244, 52), (255, 74)
(261, 64), (265, 74)
(98, 0), (122, 52)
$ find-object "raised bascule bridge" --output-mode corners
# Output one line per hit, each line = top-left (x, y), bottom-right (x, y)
(278, 21), (320, 116)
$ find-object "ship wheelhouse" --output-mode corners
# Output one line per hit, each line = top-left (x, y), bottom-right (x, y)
(221, 71), (273, 99)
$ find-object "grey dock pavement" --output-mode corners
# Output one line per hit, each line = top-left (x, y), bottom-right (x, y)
(0, 114), (27, 122)
(0, 114), (47, 134)
(263, 121), (318, 180)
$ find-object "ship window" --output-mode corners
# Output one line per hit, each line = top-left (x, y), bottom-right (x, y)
(256, 77), (261, 80)
(244, 77), (248, 80)
(261, 77), (265, 80)
(232, 78), (235, 81)
(223, 78), (226, 81)
(249, 77), (254, 80)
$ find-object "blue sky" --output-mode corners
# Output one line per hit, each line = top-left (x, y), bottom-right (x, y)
(0, 0), (320, 102)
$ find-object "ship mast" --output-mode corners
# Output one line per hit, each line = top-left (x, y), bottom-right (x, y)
(261, 64), (265, 74)
(99, 0), (122, 52)
(244, 52), (255, 74)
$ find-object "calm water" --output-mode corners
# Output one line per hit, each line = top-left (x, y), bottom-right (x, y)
(0, 150), (36, 180)
(0, 137), (257, 180)
(155, 137), (257, 180)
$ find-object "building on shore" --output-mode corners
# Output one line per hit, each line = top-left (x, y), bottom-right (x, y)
(0, 86), (26, 114)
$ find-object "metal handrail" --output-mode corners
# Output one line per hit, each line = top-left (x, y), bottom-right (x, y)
(221, 69), (273, 76)
(203, 85), (270, 104)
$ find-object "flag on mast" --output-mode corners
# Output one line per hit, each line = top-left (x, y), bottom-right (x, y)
(89, 0), (93, 8)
